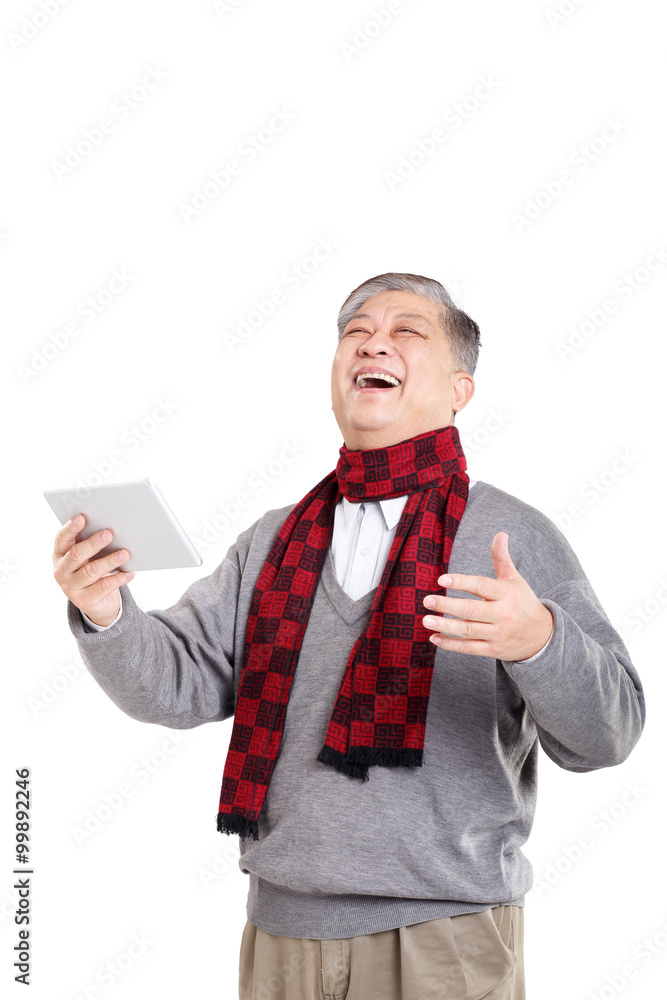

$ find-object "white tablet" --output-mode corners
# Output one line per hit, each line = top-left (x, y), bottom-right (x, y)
(44, 478), (203, 571)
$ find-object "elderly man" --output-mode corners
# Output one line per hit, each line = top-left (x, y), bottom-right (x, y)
(53, 273), (645, 1000)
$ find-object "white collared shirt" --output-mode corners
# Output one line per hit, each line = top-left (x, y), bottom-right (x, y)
(331, 494), (410, 601)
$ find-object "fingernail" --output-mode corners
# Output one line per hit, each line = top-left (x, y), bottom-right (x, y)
(439, 575), (452, 586)
(423, 616), (438, 629)
(71, 515), (82, 527)
(424, 596), (436, 609)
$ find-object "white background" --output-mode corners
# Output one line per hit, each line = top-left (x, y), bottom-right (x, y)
(1, 0), (665, 997)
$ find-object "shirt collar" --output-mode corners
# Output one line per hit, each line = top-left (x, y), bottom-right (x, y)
(341, 495), (409, 530)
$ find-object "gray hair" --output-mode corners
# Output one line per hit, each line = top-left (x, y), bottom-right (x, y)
(336, 272), (481, 375)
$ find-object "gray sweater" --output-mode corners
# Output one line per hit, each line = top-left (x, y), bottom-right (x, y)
(67, 481), (645, 939)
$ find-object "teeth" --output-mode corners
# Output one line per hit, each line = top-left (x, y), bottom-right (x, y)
(355, 372), (400, 387)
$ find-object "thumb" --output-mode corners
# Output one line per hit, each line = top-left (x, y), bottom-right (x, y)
(490, 532), (521, 581)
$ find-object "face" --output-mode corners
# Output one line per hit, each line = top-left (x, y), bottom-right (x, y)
(331, 289), (475, 450)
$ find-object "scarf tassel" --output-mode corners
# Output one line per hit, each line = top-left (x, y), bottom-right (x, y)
(317, 744), (424, 782)
(216, 812), (260, 841)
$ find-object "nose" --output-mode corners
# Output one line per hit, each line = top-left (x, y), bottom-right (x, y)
(360, 330), (393, 356)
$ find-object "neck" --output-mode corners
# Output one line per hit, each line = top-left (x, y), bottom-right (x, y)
(343, 419), (455, 452)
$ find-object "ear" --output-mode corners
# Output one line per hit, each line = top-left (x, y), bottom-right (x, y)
(451, 372), (475, 415)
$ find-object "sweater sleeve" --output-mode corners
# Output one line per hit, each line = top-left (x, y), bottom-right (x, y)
(502, 569), (645, 773)
(66, 544), (242, 730)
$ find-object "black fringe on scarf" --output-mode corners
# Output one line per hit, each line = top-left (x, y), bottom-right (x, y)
(217, 746), (426, 838)
(216, 812), (259, 841)
(317, 744), (424, 782)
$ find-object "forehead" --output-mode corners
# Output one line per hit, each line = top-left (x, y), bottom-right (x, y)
(346, 289), (441, 326)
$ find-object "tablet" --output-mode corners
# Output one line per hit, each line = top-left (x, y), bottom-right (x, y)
(44, 478), (203, 571)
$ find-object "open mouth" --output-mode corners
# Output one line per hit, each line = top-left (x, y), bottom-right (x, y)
(355, 372), (401, 388)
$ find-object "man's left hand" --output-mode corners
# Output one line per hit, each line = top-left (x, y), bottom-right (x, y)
(422, 532), (554, 662)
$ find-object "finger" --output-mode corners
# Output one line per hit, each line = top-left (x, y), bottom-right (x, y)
(428, 634), (494, 657)
(423, 594), (493, 623)
(433, 572), (503, 601)
(53, 514), (87, 559)
(422, 614), (496, 642)
(490, 531), (520, 582)
(90, 568), (135, 594)
(62, 527), (117, 575)
(69, 548), (132, 593)
(73, 569), (136, 610)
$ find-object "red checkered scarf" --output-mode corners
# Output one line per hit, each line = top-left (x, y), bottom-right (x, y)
(217, 426), (469, 840)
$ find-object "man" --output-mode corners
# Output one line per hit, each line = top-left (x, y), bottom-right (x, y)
(53, 272), (645, 999)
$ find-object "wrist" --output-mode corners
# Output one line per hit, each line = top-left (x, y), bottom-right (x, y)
(86, 614), (116, 628)
(520, 606), (555, 661)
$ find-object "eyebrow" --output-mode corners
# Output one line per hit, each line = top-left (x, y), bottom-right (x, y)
(346, 310), (433, 326)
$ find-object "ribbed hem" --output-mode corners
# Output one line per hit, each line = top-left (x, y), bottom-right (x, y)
(246, 876), (524, 940)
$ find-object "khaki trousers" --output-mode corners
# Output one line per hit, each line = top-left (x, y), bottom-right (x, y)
(239, 905), (525, 1000)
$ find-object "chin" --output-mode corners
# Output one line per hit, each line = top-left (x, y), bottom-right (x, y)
(344, 425), (415, 450)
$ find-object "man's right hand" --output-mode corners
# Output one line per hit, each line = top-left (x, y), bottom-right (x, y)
(52, 514), (135, 627)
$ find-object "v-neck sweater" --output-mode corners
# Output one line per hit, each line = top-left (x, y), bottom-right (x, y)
(66, 481), (645, 939)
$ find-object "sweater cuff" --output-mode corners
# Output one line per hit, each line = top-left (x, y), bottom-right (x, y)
(501, 598), (565, 679)
(67, 585), (136, 642)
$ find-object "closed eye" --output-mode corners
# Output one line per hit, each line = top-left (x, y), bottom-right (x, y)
(343, 327), (421, 337)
